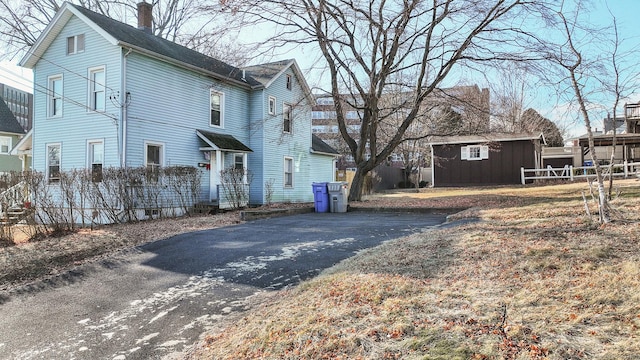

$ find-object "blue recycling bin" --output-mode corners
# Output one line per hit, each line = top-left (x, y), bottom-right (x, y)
(312, 182), (330, 213)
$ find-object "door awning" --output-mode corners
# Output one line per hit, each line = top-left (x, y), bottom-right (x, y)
(196, 129), (252, 153)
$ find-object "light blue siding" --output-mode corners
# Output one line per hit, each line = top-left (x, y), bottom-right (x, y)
(32, 16), (121, 173)
(29, 10), (333, 208)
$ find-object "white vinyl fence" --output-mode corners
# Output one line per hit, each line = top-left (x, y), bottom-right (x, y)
(521, 161), (640, 184)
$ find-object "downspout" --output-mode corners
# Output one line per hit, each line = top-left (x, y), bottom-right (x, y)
(121, 48), (132, 168)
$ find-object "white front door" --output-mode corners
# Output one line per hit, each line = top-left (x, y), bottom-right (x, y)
(209, 151), (222, 201)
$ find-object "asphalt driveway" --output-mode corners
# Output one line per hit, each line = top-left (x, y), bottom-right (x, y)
(0, 211), (447, 359)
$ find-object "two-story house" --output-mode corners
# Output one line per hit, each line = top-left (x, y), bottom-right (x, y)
(18, 1), (337, 216)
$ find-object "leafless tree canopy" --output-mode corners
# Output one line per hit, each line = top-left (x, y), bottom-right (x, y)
(0, 0), (250, 64)
(225, 0), (550, 200)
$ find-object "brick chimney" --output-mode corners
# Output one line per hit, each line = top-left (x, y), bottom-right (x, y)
(137, 2), (153, 34)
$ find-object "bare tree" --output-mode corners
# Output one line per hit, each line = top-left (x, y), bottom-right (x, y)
(546, 1), (612, 222)
(224, 0), (548, 200)
(0, 0), (249, 63)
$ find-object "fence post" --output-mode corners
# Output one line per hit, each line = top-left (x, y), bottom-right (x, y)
(624, 160), (628, 177)
(521, 167), (525, 185)
(570, 166), (574, 181)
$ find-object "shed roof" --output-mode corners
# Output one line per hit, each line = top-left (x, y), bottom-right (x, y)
(197, 130), (252, 153)
(429, 132), (544, 146)
(311, 134), (339, 156)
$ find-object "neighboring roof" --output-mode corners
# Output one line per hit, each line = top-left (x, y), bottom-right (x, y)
(578, 133), (640, 147)
(0, 99), (25, 134)
(429, 132), (544, 146)
(196, 130), (252, 153)
(244, 59), (314, 104)
(20, 2), (261, 88)
(311, 134), (339, 156)
(244, 60), (294, 87)
(10, 128), (32, 155)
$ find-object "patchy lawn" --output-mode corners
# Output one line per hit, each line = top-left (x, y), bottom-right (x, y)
(183, 180), (640, 360)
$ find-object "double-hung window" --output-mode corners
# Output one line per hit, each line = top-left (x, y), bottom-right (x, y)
(89, 67), (106, 111)
(284, 157), (293, 188)
(210, 90), (224, 127)
(145, 142), (163, 181)
(48, 75), (63, 117)
(67, 34), (85, 55)
(0, 136), (11, 154)
(283, 104), (292, 133)
(47, 143), (61, 183)
(268, 96), (276, 115)
(285, 74), (292, 90)
(88, 140), (104, 182)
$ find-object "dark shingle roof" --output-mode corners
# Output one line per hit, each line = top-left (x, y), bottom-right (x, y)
(312, 134), (339, 155)
(0, 99), (25, 134)
(197, 130), (252, 152)
(243, 60), (293, 87)
(70, 4), (262, 87)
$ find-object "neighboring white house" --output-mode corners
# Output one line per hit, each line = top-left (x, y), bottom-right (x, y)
(18, 2), (338, 218)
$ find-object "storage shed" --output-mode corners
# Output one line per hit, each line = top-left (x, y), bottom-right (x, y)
(429, 133), (544, 187)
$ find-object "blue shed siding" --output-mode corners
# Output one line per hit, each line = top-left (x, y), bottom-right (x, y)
(32, 16), (121, 173)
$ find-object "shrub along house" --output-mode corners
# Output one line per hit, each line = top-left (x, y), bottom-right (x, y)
(18, 2), (337, 222)
(429, 133), (544, 187)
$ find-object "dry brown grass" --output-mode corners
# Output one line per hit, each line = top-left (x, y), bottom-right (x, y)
(186, 179), (640, 360)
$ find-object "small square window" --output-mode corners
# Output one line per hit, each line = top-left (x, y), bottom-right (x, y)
(67, 34), (85, 55)
(0, 136), (10, 154)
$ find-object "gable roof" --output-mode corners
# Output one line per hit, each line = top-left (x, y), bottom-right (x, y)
(20, 2), (261, 88)
(311, 134), (339, 156)
(244, 59), (314, 104)
(0, 98), (25, 134)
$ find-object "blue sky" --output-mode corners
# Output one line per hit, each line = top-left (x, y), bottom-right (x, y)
(1, 0), (639, 139)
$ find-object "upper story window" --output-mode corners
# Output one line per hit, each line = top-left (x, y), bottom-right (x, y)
(268, 96), (276, 115)
(285, 74), (292, 90)
(283, 104), (292, 133)
(89, 67), (105, 111)
(48, 75), (63, 117)
(47, 143), (61, 183)
(0, 136), (11, 154)
(67, 34), (85, 55)
(210, 90), (224, 127)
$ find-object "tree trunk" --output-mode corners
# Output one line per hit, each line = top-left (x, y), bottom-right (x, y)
(349, 164), (376, 202)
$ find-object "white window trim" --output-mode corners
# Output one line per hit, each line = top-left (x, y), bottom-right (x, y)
(47, 74), (63, 118)
(210, 89), (225, 128)
(0, 136), (11, 154)
(285, 74), (292, 90)
(86, 139), (104, 167)
(234, 153), (249, 184)
(88, 66), (106, 112)
(67, 34), (85, 55)
(144, 141), (165, 168)
(284, 156), (294, 188)
(461, 145), (489, 161)
(283, 103), (292, 134)
(46, 143), (62, 184)
(268, 96), (276, 115)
